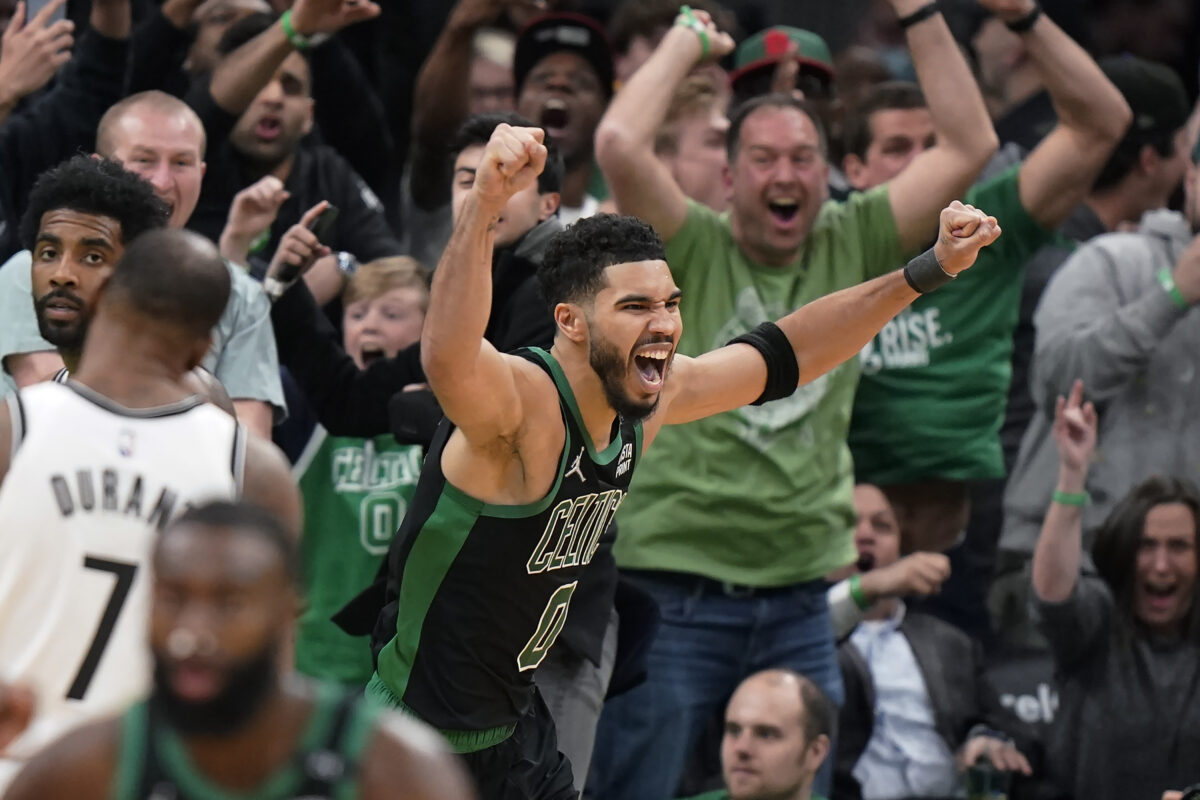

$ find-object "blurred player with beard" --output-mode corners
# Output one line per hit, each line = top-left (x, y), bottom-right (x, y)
(3, 501), (475, 800)
(0, 228), (300, 788)
(346, 123), (1002, 798)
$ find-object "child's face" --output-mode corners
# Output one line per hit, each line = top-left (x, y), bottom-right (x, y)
(342, 287), (427, 369)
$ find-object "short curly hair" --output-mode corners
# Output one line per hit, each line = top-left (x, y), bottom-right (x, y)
(20, 155), (170, 252)
(537, 214), (666, 309)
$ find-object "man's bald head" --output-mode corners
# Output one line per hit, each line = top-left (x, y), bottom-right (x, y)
(736, 669), (834, 744)
(721, 669), (833, 800)
(96, 92), (207, 229)
(97, 92), (207, 159)
(103, 229), (230, 338)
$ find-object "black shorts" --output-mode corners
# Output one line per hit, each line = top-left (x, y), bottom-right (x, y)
(461, 690), (577, 800)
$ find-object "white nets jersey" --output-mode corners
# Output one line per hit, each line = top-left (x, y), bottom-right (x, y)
(0, 381), (244, 780)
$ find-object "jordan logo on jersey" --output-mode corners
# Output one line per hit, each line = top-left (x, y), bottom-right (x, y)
(49, 468), (181, 531)
(564, 449), (585, 483)
(526, 489), (624, 574)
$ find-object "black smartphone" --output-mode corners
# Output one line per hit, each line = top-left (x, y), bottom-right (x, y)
(307, 204), (339, 243)
(25, 0), (67, 24)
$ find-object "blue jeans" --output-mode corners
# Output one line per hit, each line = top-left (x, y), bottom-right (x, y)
(588, 572), (843, 800)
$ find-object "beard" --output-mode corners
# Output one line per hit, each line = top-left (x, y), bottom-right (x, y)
(33, 287), (88, 353)
(589, 333), (660, 423)
(150, 643), (278, 737)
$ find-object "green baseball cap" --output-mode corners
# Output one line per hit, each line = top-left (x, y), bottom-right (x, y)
(729, 26), (835, 90)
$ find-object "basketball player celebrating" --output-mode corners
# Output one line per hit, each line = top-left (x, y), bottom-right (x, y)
(344, 123), (1002, 798)
(20, 155), (234, 411)
(0, 229), (300, 786)
(5, 501), (474, 800)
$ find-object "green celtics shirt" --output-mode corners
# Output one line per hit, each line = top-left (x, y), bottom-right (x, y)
(849, 166), (1056, 485)
(294, 428), (423, 685)
(615, 189), (908, 586)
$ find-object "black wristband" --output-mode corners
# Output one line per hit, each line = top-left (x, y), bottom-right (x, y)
(897, 1), (940, 30)
(1005, 5), (1041, 32)
(727, 321), (799, 406)
(903, 248), (955, 293)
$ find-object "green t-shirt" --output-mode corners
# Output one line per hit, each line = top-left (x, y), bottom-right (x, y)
(614, 188), (907, 586)
(294, 428), (423, 685)
(848, 166), (1055, 485)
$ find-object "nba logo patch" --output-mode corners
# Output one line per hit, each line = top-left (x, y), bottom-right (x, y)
(118, 430), (135, 457)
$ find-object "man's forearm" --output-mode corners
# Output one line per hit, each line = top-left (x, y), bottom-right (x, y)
(597, 26), (698, 161)
(777, 269), (918, 386)
(409, 23), (474, 209)
(1018, 13), (1129, 139)
(900, 2), (993, 160)
(421, 193), (499, 379)
(412, 23), (474, 150)
(209, 19), (293, 115)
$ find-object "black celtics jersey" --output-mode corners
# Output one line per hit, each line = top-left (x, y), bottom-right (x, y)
(368, 348), (642, 747)
(111, 684), (379, 799)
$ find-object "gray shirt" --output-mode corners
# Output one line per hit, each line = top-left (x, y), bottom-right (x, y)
(1001, 210), (1200, 556)
(1032, 575), (1200, 799)
(0, 250), (286, 418)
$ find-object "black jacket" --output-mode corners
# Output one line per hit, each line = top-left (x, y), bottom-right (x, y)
(835, 611), (1039, 800)
(184, 87), (400, 263)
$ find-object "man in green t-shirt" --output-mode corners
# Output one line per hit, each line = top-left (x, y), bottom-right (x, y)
(844, 0), (1132, 554)
(678, 670), (833, 800)
(591, 2), (999, 797)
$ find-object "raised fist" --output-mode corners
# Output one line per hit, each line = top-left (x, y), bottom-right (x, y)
(873, 551), (951, 598)
(473, 123), (548, 209)
(671, 6), (735, 64)
(933, 200), (1002, 276)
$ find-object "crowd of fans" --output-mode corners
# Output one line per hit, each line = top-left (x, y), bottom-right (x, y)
(0, 0), (1198, 797)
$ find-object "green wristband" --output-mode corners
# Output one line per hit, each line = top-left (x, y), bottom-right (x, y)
(1158, 267), (1190, 311)
(849, 574), (870, 610)
(1052, 490), (1088, 507)
(676, 5), (710, 59)
(280, 9), (311, 51)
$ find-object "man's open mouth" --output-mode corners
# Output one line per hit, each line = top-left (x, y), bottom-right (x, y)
(255, 115), (283, 141)
(633, 346), (670, 390)
(768, 198), (799, 224)
(540, 99), (570, 138)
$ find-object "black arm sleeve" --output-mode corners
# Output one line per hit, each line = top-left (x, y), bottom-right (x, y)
(0, 30), (129, 258)
(270, 279), (424, 437)
(125, 7), (192, 97)
(726, 321), (799, 406)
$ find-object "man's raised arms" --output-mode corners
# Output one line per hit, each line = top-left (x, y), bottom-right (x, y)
(654, 202), (1002, 433)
